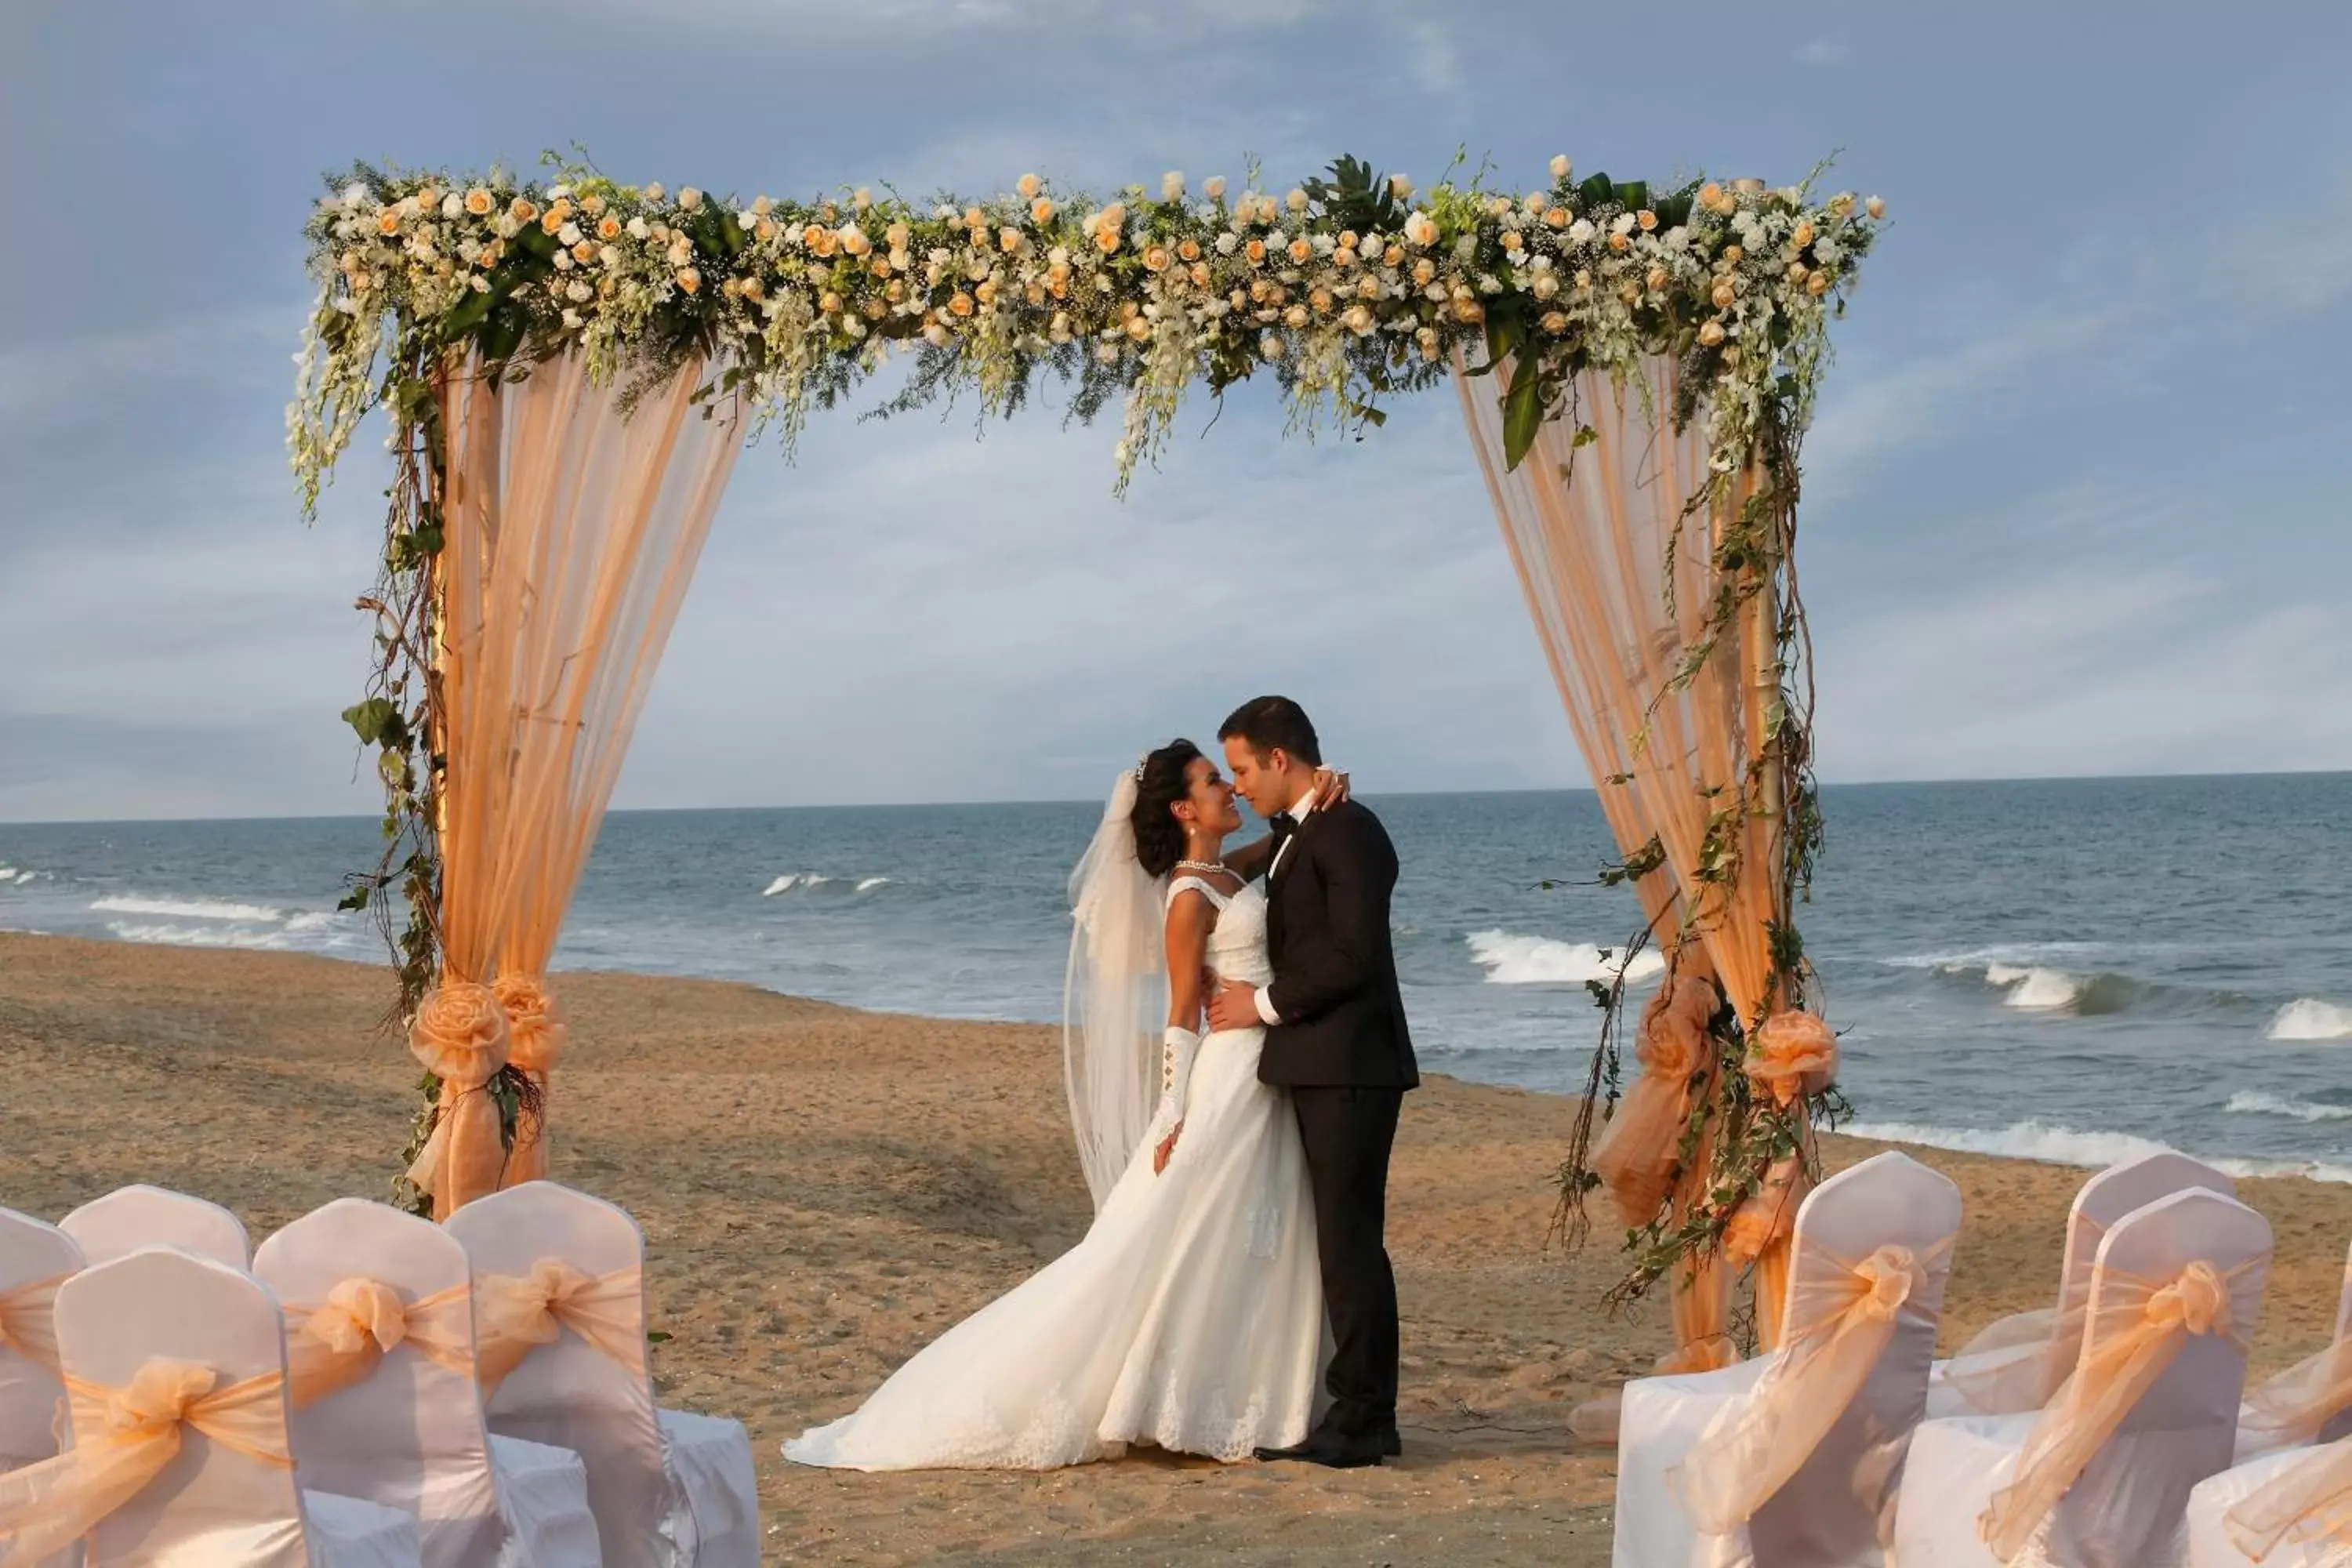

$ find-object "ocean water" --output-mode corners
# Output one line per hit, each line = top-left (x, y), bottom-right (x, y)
(4, 775), (2348, 1181)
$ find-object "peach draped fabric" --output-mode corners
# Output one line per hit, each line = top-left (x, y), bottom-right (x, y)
(1980, 1258), (2252, 1559)
(282, 1277), (476, 1408)
(2227, 1432), (2352, 1559)
(0, 1358), (292, 1562)
(0, 1272), (65, 1374)
(1590, 975), (1719, 1229)
(2238, 1335), (2352, 1459)
(414, 350), (743, 1214)
(1671, 1240), (1941, 1534)
(1454, 352), (1813, 1356)
(473, 1261), (647, 1393)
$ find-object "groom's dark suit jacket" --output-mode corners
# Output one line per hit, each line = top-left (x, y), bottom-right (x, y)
(1258, 799), (1419, 1090)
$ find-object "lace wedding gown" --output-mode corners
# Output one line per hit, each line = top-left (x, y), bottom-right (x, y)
(783, 875), (1324, 1469)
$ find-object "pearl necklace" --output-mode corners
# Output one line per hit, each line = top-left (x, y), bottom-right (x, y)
(1174, 858), (1227, 877)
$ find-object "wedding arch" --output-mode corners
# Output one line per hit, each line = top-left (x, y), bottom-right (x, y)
(289, 148), (1884, 1369)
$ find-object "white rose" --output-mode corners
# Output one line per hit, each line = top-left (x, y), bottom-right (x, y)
(1532, 272), (1559, 299)
(558, 223), (582, 245)
(495, 214), (521, 238)
(643, 182), (665, 201)
(1390, 173), (1414, 199)
(935, 204), (956, 220)
(1214, 231), (1239, 255)
(441, 194), (463, 220)
(627, 216), (651, 240)
(549, 183), (571, 199)
(458, 239), (482, 263)
(1203, 175), (1227, 200)
(1568, 219), (1595, 243)
(1611, 212), (1638, 236)
(1286, 187), (1308, 212)
(681, 187), (705, 210)
(1047, 245), (1069, 267)
(1550, 154), (1571, 180)
(341, 183), (369, 210)
(568, 280), (593, 302)
(1403, 211), (1438, 247)
(1161, 170), (1185, 201)
(561, 308), (583, 328)
(600, 244), (619, 267)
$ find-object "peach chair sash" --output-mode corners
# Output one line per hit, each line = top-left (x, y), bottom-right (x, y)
(1980, 1257), (2257, 1559)
(0, 1357), (292, 1563)
(282, 1277), (477, 1408)
(1941, 1214), (2111, 1417)
(0, 1272), (67, 1375)
(1671, 1238), (1948, 1533)
(474, 1261), (646, 1393)
(2226, 1432), (2352, 1559)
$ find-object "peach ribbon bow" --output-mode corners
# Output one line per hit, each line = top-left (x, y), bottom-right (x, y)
(0, 1357), (292, 1563)
(1980, 1258), (2248, 1561)
(0, 1273), (67, 1375)
(283, 1277), (477, 1407)
(2226, 1431), (2352, 1560)
(2237, 1336), (2352, 1461)
(474, 1261), (646, 1393)
(1671, 1241), (1936, 1534)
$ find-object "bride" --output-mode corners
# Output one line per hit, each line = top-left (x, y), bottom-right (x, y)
(782, 739), (1335, 1469)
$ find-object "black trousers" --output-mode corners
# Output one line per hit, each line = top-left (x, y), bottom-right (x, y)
(1290, 1084), (1403, 1438)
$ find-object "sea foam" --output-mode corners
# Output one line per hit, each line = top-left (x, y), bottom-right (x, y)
(1846, 1118), (2352, 1186)
(2267, 998), (2352, 1041)
(1465, 930), (1666, 986)
(2226, 1090), (2352, 1123)
(90, 895), (283, 923)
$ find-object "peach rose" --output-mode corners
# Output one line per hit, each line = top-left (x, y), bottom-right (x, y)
(1031, 197), (1055, 224)
(1745, 1009), (1838, 1106)
(1094, 226), (1121, 255)
(464, 187), (495, 216)
(376, 211), (401, 236)
(1637, 209), (1658, 231)
(1711, 279), (1737, 309)
(1177, 238), (1200, 263)
(1697, 182), (1723, 212)
(1540, 310), (1569, 333)
(1124, 315), (1150, 342)
(1283, 303), (1309, 328)
(1287, 238), (1313, 265)
(1698, 320), (1726, 347)
(1544, 207), (1568, 229)
(675, 267), (701, 295)
(1017, 172), (1042, 199)
(509, 197), (537, 223)
(597, 216), (621, 240)
(1142, 243), (1171, 273)
(1791, 221), (1815, 249)
(947, 291), (975, 318)
(408, 981), (511, 1087)
(1245, 238), (1268, 265)
(1646, 266), (1669, 292)
(1609, 231), (1631, 252)
(1807, 270), (1831, 296)
(1865, 195), (1886, 219)
(572, 241), (596, 264)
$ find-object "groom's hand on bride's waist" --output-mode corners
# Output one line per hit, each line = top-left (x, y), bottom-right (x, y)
(1207, 978), (1261, 1033)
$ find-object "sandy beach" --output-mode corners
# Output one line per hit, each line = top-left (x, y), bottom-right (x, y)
(3, 929), (2347, 1565)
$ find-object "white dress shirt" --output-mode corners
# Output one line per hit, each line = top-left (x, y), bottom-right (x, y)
(1254, 775), (1324, 1027)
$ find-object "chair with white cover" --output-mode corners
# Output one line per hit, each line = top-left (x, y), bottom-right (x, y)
(1613, 1150), (1965, 1567)
(59, 1185), (249, 1269)
(1924, 1152), (2236, 1421)
(0, 1245), (422, 1566)
(445, 1182), (760, 1568)
(2176, 1236), (2352, 1567)
(0, 1208), (82, 1473)
(253, 1198), (602, 1568)
(1894, 1187), (2272, 1568)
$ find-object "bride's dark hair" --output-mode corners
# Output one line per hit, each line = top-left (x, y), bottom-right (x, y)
(1130, 739), (1204, 880)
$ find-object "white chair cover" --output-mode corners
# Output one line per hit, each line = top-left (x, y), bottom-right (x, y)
(1926, 1153), (2235, 1420)
(16, 1246), (422, 1567)
(59, 1185), (249, 1270)
(253, 1198), (601, 1568)
(1614, 1149), (1965, 1566)
(1895, 1187), (2272, 1568)
(2183, 1437), (2352, 1567)
(445, 1183), (759, 1568)
(0, 1208), (82, 1472)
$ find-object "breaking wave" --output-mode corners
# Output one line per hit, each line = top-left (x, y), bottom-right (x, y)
(2267, 998), (2352, 1041)
(1845, 1118), (2352, 1186)
(1465, 930), (1666, 987)
(89, 894), (284, 923)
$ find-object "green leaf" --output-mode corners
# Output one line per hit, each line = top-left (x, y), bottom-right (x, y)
(1501, 358), (1544, 470)
(336, 886), (372, 913)
(645, 1330), (673, 1344)
(1577, 172), (1617, 209)
(341, 697), (401, 746)
(1614, 180), (1650, 212)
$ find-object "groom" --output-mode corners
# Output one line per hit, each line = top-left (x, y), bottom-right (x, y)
(1208, 695), (1418, 1468)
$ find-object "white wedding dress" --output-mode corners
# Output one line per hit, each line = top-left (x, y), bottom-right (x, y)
(783, 875), (1326, 1469)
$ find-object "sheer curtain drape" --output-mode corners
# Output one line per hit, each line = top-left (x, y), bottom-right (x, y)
(1454, 350), (1800, 1362)
(412, 351), (742, 1217)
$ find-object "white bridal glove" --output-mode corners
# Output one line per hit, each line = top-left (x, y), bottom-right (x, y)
(1151, 1025), (1200, 1139)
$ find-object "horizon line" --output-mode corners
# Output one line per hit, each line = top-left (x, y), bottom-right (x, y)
(2, 764), (2346, 830)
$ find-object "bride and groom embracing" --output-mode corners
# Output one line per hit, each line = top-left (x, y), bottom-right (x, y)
(786, 695), (1419, 1472)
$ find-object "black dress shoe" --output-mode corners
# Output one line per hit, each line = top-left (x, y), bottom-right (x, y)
(1253, 1432), (1385, 1468)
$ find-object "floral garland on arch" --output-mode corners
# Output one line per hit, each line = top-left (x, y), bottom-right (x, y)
(288, 147), (1880, 1234)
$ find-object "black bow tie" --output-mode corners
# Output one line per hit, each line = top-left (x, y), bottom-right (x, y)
(1268, 812), (1299, 853)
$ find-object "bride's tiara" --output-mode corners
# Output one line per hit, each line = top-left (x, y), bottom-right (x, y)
(1133, 754), (1148, 783)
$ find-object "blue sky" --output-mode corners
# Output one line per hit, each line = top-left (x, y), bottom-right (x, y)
(3, 0), (2348, 820)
